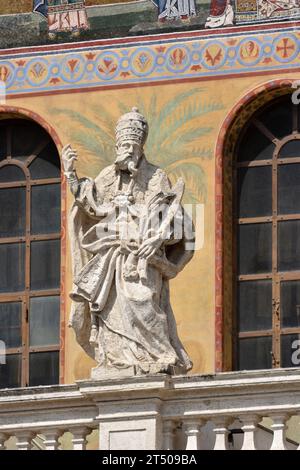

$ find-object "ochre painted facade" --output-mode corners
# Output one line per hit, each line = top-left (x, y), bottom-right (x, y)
(2, 22), (300, 383)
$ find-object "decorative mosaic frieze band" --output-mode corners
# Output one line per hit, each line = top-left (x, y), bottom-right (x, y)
(1, 25), (300, 96)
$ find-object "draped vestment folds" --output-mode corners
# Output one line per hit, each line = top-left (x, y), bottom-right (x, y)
(69, 157), (193, 377)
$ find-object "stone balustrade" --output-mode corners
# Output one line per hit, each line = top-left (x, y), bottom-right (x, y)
(0, 368), (300, 450)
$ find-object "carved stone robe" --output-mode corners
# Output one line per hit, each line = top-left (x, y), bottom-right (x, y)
(69, 157), (193, 377)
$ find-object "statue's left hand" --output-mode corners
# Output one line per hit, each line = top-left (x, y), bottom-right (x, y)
(135, 235), (162, 260)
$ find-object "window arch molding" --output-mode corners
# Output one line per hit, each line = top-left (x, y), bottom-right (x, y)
(0, 106), (66, 387)
(215, 80), (296, 372)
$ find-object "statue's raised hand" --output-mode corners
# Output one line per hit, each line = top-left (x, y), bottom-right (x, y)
(62, 144), (78, 173)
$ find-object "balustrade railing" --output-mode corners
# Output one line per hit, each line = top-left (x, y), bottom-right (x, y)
(0, 368), (299, 450)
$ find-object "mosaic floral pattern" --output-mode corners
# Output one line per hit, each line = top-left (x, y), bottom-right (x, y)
(1, 26), (300, 97)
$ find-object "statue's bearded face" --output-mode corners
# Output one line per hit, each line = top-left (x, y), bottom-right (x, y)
(115, 139), (143, 172)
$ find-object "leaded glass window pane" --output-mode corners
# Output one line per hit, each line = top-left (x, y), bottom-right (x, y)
(0, 187), (26, 236)
(237, 124), (275, 162)
(31, 184), (61, 235)
(0, 302), (22, 348)
(30, 296), (60, 347)
(278, 164), (300, 214)
(238, 166), (272, 218)
(238, 223), (272, 275)
(0, 243), (25, 293)
(29, 141), (60, 180)
(279, 140), (300, 158)
(238, 337), (272, 370)
(31, 240), (60, 290)
(278, 220), (300, 271)
(0, 354), (22, 389)
(29, 352), (59, 387)
(238, 281), (272, 332)
(281, 281), (300, 328)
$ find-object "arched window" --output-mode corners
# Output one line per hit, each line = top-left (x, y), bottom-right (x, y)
(0, 119), (61, 388)
(235, 95), (300, 370)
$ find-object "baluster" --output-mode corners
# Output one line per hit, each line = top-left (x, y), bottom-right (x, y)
(15, 431), (35, 450)
(240, 415), (259, 450)
(163, 420), (175, 450)
(70, 427), (90, 450)
(42, 429), (64, 450)
(270, 414), (288, 450)
(184, 420), (202, 450)
(0, 433), (7, 450)
(213, 417), (230, 450)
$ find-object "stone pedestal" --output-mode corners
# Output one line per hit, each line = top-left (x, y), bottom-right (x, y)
(99, 415), (162, 450)
(79, 375), (167, 450)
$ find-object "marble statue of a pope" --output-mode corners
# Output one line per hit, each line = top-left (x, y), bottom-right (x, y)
(62, 107), (194, 379)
